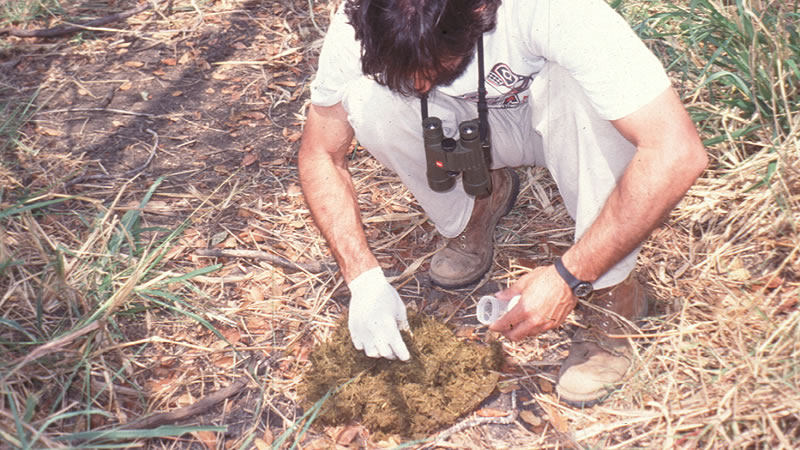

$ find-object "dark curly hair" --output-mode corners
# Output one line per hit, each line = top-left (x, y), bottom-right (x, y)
(345, 0), (501, 95)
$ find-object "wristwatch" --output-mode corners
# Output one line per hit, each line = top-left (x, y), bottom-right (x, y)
(553, 257), (594, 299)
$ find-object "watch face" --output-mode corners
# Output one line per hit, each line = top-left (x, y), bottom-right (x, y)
(574, 282), (593, 298)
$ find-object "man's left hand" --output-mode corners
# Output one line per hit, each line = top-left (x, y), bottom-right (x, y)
(489, 265), (578, 340)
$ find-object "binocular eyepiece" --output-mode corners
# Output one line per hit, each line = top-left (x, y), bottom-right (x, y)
(422, 117), (492, 197)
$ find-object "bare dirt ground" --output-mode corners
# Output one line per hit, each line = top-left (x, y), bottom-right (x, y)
(1, 1), (798, 449)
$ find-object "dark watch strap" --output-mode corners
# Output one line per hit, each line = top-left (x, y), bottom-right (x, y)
(553, 257), (594, 298)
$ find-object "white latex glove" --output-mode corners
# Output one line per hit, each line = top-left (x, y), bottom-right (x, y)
(347, 267), (411, 361)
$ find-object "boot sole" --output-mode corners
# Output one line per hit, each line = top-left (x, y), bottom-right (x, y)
(430, 168), (521, 289)
(556, 385), (615, 408)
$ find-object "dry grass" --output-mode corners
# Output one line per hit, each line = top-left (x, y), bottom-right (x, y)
(0, 0), (798, 448)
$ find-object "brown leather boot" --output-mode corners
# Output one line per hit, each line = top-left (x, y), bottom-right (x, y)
(429, 168), (520, 288)
(556, 274), (649, 407)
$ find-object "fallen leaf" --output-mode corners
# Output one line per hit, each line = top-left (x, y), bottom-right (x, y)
(241, 152), (258, 167)
(182, 228), (207, 248)
(539, 378), (554, 393)
(516, 258), (539, 269)
(476, 408), (508, 418)
(210, 231), (227, 246)
(177, 392), (194, 407)
(248, 285), (264, 303)
(191, 430), (217, 450)
(254, 438), (270, 450)
(498, 381), (519, 393)
(124, 61), (144, 68)
(146, 376), (176, 394)
(210, 339), (230, 351)
(777, 291), (798, 313)
(90, 414), (108, 428)
(213, 356), (234, 369)
(757, 274), (784, 289)
(287, 132), (302, 143)
(171, 90), (183, 97)
(729, 267), (751, 282)
(271, 279), (284, 297)
(245, 230), (269, 244)
(302, 438), (330, 450)
(336, 425), (360, 445)
(221, 327), (241, 344)
(242, 111), (266, 120)
(295, 344), (311, 363)
(152, 69), (166, 76)
(519, 410), (542, 427)
(377, 436), (402, 447)
(246, 317), (270, 332)
(161, 57), (177, 66)
(543, 404), (568, 433)
(38, 127), (63, 137)
(436, 301), (459, 317)
(455, 326), (476, 339)
(262, 428), (274, 445)
(390, 203), (409, 212)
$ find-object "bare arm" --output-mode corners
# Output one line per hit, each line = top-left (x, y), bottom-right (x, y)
(562, 87), (708, 281)
(299, 103), (411, 360)
(298, 102), (379, 283)
(492, 87), (708, 339)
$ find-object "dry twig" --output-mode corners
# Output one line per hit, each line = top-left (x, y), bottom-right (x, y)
(0, 4), (151, 38)
(195, 248), (335, 274)
(122, 377), (249, 430)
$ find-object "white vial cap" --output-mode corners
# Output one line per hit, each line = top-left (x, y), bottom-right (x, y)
(476, 295), (520, 325)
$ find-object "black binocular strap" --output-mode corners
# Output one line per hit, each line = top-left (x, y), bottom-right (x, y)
(420, 34), (488, 137)
(476, 34), (488, 143)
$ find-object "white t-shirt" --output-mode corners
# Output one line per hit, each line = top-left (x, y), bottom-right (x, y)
(310, 0), (670, 121)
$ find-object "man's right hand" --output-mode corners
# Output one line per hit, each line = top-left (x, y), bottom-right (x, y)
(347, 267), (411, 361)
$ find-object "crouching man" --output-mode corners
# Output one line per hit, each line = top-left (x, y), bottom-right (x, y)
(298, 0), (707, 406)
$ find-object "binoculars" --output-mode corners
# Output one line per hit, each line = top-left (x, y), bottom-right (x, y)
(422, 117), (492, 197)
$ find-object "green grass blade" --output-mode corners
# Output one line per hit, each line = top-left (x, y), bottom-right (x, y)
(0, 429), (23, 449)
(29, 409), (111, 447)
(0, 198), (72, 221)
(154, 263), (222, 285)
(6, 390), (28, 448)
(53, 425), (227, 443)
(701, 124), (763, 146)
(108, 177), (164, 254)
(138, 291), (231, 347)
(0, 317), (37, 342)
(0, 258), (23, 276)
(271, 376), (360, 450)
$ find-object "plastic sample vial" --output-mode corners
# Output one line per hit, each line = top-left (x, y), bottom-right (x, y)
(476, 294), (521, 325)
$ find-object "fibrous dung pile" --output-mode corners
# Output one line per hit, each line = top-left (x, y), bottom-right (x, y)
(301, 313), (504, 439)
